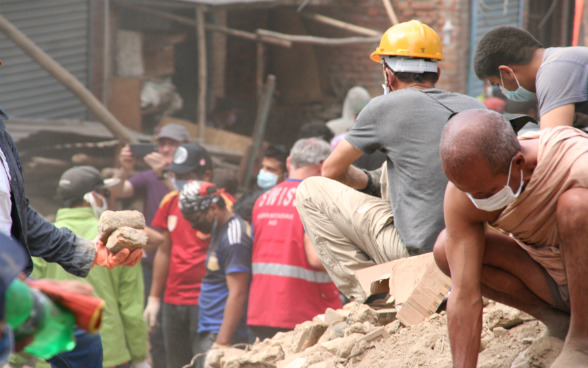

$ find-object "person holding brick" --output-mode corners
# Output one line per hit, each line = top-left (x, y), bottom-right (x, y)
(10, 166), (149, 368)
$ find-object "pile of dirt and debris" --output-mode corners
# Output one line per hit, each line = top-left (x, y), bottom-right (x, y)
(206, 301), (563, 368)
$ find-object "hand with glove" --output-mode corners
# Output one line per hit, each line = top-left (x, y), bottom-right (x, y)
(204, 343), (229, 368)
(143, 296), (161, 330)
(93, 239), (143, 269)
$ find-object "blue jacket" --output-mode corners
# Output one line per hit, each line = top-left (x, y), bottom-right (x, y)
(0, 109), (95, 277)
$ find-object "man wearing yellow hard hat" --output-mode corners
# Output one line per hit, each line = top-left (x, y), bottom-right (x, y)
(296, 20), (485, 304)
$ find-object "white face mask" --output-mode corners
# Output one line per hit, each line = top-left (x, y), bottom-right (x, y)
(466, 158), (523, 212)
(84, 191), (108, 218)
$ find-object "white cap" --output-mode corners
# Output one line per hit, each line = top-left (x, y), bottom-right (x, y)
(381, 56), (438, 73)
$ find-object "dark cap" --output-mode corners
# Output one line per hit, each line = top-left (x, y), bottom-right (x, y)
(57, 166), (120, 202)
(164, 143), (212, 176)
(156, 123), (191, 142)
(0, 233), (27, 319)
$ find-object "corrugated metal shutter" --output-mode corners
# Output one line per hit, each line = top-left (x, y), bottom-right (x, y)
(0, 0), (90, 119)
(467, 0), (524, 97)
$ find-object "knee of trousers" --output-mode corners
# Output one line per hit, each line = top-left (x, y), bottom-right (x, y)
(296, 176), (331, 210)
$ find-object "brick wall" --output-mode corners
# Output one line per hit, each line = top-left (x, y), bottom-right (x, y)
(309, 0), (471, 97)
(219, 0), (474, 146)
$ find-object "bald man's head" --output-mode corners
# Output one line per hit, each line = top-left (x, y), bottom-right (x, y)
(440, 109), (520, 181)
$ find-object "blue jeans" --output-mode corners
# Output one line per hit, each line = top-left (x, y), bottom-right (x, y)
(47, 328), (103, 368)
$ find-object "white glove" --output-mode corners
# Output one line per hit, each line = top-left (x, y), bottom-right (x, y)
(205, 344), (229, 368)
(143, 296), (161, 329)
(132, 360), (151, 368)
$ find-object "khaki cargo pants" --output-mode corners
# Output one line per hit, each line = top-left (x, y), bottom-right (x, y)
(296, 175), (408, 303)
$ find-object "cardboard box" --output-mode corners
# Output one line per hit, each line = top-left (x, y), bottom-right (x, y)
(142, 33), (186, 78)
(109, 77), (142, 132)
(355, 253), (439, 304)
(354, 253), (452, 326)
(396, 264), (451, 326)
(143, 46), (175, 78)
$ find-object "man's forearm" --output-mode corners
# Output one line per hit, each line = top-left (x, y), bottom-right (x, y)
(215, 290), (247, 345)
(110, 166), (132, 198)
(324, 164), (368, 189)
(149, 248), (169, 298)
(447, 293), (484, 368)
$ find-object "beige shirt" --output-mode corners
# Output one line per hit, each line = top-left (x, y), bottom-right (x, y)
(490, 126), (588, 285)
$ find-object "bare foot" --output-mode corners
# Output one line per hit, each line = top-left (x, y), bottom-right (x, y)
(549, 340), (588, 368)
(540, 310), (570, 341)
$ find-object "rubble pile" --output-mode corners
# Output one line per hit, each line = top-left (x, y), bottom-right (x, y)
(207, 301), (559, 368)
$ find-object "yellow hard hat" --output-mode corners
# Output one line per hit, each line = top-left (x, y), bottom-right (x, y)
(370, 20), (445, 63)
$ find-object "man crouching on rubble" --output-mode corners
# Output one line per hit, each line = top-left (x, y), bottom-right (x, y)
(434, 108), (587, 367)
(296, 20), (484, 304)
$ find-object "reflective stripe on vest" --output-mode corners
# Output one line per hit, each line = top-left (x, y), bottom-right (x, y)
(252, 263), (332, 283)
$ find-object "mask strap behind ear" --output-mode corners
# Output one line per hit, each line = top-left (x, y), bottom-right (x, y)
(382, 63), (394, 94)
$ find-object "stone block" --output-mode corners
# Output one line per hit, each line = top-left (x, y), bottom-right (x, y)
(291, 321), (328, 353)
(347, 304), (378, 325)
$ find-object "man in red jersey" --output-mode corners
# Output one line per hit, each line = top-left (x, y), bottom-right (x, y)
(144, 143), (222, 368)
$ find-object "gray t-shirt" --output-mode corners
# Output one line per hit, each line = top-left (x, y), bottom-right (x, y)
(537, 47), (588, 118)
(346, 88), (484, 255)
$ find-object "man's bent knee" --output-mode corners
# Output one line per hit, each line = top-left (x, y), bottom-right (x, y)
(297, 177), (328, 203)
(433, 229), (450, 276)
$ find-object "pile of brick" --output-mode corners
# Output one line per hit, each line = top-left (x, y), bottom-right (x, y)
(205, 299), (553, 368)
(204, 252), (560, 368)
(206, 304), (398, 368)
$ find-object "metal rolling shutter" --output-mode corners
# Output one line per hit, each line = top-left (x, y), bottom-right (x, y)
(467, 0), (524, 97)
(0, 0), (90, 119)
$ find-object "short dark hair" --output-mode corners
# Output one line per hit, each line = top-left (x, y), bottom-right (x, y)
(474, 26), (543, 80)
(297, 122), (334, 143)
(393, 71), (439, 84)
(263, 144), (288, 173)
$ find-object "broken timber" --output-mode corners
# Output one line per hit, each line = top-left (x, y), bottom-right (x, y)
(116, 2), (379, 47)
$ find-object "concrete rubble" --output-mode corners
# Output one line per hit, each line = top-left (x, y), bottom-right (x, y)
(205, 299), (546, 368)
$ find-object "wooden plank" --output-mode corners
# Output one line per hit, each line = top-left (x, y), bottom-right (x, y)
(160, 116), (251, 156)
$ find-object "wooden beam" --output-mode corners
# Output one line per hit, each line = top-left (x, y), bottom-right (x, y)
(256, 29), (380, 46)
(256, 41), (266, 98)
(242, 75), (276, 190)
(117, 2), (292, 47)
(299, 12), (380, 37)
(382, 0), (399, 26)
(206, 24), (292, 47)
(196, 6), (207, 144)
